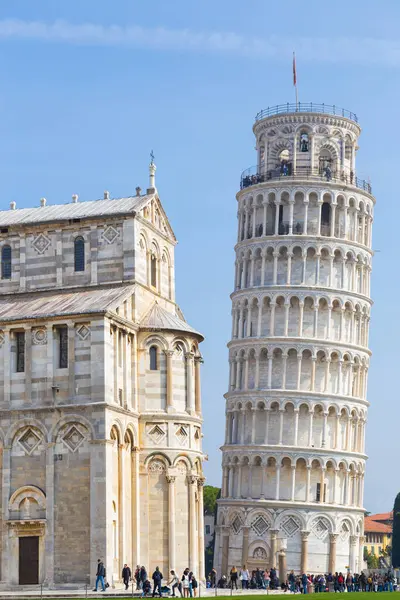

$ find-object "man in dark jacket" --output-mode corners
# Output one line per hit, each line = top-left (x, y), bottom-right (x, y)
(140, 566), (148, 587)
(93, 559), (106, 592)
(122, 564), (132, 590)
(152, 566), (163, 597)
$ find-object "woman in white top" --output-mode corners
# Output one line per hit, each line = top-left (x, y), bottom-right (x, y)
(240, 565), (250, 590)
(181, 568), (190, 598)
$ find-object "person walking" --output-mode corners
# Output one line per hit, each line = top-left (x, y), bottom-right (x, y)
(93, 559), (106, 592)
(152, 566), (163, 597)
(122, 564), (132, 591)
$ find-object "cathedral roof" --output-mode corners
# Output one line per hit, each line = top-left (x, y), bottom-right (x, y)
(140, 302), (203, 340)
(0, 284), (135, 322)
(0, 194), (154, 227)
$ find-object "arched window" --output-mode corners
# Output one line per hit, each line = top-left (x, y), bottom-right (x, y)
(150, 255), (157, 287)
(149, 346), (158, 370)
(300, 132), (309, 152)
(74, 237), (85, 272)
(321, 202), (331, 226)
(1, 245), (11, 280)
(345, 136), (352, 161)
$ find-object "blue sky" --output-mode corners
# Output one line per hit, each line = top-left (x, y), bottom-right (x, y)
(0, 0), (398, 514)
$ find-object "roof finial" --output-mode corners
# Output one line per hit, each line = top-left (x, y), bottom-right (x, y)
(148, 150), (156, 192)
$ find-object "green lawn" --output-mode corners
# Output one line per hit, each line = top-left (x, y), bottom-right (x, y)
(8, 595), (399, 600)
(210, 595), (398, 599)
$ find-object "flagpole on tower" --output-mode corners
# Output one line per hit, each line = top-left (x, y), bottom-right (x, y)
(293, 52), (298, 109)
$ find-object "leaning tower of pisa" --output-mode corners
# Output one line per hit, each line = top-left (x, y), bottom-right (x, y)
(215, 103), (374, 578)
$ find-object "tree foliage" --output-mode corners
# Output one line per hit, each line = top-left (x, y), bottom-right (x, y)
(392, 493), (400, 567)
(204, 485), (220, 516)
(364, 548), (380, 569)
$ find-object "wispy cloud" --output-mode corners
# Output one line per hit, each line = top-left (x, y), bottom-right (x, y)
(0, 18), (399, 66)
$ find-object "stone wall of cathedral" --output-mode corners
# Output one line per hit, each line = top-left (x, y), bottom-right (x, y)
(0, 192), (204, 587)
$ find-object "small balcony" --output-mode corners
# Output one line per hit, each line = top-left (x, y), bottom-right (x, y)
(240, 165), (372, 194)
(255, 102), (359, 123)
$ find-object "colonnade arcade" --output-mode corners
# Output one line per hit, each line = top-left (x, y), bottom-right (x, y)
(221, 455), (364, 508)
(217, 507), (364, 574)
(229, 345), (369, 399)
(238, 189), (373, 245)
(145, 454), (204, 576)
(235, 244), (371, 296)
(232, 295), (370, 347)
(225, 401), (366, 453)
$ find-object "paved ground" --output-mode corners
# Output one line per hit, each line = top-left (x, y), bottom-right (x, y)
(0, 589), (399, 599)
(0, 587), (290, 599)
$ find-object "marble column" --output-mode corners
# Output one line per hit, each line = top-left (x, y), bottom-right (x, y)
(306, 466), (311, 502)
(301, 531), (310, 574)
(329, 533), (338, 573)
(242, 526), (250, 567)
(194, 357), (202, 414)
(270, 530), (279, 569)
(221, 529), (230, 577)
(165, 351), (174, 408)
(189, 475), (198, 574)
(132, 447), (141, 565)
(278, 550), (287, 584)
(350, 535), (358, 572)
(44, 442), (55, 585)
(275, 464), (281, 500)
(290, 465), (296, 501)
(68, 321), (76, 401)
(186, 352), (195, 412)
(197, 478), (205, 581)
(222, 466), (229, 498)
(1, 446), (10, 581)
(358, 536), (366, 572)
(167, 475), (176, 572)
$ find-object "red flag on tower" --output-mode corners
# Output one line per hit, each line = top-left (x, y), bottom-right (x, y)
(293, 52), (297, 86)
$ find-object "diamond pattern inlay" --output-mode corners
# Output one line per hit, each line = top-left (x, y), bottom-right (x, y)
(281, 516), (300, 538)
(312, 517), (329, 540)
(149, 425), (165, 444)
(252, 516), (270, 536)
(62, 426), (85, 452)
(231, 515), (242, 535)
(18, 428), (41, 455)
(102, 226), (119, 244)
(76, 325), (90, 341)
(32, 233), (51, 254)
(176, 426), (188, 445)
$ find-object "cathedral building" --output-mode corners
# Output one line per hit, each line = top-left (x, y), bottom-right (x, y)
(216, 103), (374, 576)
(0, 162), (205, 586)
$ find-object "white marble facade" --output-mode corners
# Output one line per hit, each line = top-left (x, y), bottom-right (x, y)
(216, 105), (374, 577)
(0, 168), (205, 586)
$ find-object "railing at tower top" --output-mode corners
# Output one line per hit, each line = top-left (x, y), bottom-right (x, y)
(255, 102), (358, 123)
(240, 165), (372, 194)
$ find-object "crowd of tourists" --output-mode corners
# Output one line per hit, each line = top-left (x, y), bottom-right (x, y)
(211, 566), (399, 593)
(93, 560), (199, 596)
